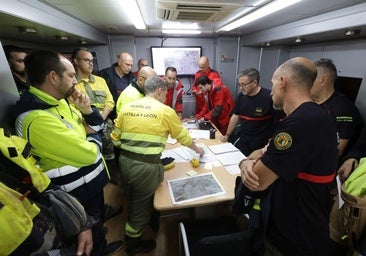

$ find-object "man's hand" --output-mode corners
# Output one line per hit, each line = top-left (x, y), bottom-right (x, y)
(76, 229), (93, 256)
(69, 89), (93, 115)
(195, 146), (204, 157)
(240, 159), (260, 190)
(197, 117), (205, 123)
(338, 158), (358, 183)
(220, 134), (229, 142)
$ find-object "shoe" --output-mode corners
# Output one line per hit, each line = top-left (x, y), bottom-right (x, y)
(104, 240), (123, 256)
(125, 235), (156, 256)
(104, 204), (123, 222)
(149, 209), (160, 233)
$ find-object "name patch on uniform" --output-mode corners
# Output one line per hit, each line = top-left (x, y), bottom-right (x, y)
(273, 132), (292, 150)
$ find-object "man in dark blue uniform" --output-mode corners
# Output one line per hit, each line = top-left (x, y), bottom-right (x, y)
(240, 57), (338, 255)
(221, 68), (278, 156)
(311, 58), (362, 159)
(99, 52), (135, 119)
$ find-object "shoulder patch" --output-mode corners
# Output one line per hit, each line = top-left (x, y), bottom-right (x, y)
(273, 132), (292, 150)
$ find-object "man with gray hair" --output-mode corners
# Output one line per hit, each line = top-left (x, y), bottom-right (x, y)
(111, 75), (204, 255)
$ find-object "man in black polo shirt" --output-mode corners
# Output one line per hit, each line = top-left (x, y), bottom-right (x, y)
(311, 58), (362, 159)
(239, 57), (338, 255)
(221, 68), (278, 156)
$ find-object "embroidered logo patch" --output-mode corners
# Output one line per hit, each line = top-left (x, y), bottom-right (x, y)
(274, 132), (292, 150)
(255, 107), (263, 114)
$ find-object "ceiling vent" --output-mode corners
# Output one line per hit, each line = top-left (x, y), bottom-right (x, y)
(157, 0), (243, 22)
(176, 12), (214, 21)
(176, 4), (222, 12)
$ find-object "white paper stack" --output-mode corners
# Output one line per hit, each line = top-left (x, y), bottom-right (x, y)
(208, 143), (246, 174)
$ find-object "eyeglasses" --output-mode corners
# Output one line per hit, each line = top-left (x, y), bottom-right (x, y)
(238, 80), (255, 87)
(77, 58), (93, 64)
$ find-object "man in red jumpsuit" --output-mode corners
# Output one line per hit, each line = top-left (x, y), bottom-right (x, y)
(195, 76), (234, 135)
(193, 56), (221, 115)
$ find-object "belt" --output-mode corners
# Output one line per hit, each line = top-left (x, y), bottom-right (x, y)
(120, 149), (161, 164)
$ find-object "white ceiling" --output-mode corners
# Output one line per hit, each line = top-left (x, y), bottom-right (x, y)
(1, 0), (366, 46)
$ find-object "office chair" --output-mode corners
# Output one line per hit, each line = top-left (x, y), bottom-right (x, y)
(179, 216), (255, 256)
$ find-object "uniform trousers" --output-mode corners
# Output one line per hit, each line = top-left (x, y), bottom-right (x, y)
(71, 186), (105, 256)
(118, 154), (163, 235)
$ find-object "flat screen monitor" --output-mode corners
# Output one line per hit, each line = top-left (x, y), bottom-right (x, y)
(150, 46), (202, 76)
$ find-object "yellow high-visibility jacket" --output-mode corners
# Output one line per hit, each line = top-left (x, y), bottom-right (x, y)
(111, 96), (192, 154)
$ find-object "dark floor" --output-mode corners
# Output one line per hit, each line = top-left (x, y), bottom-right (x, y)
(103, 182), (233, 256)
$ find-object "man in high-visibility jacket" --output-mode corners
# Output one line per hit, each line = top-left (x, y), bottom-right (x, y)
(111, 75), (204, 255)
(10, 50), (121, 256)
(72, 47), (115, 159)
(115, 66), (156, 114)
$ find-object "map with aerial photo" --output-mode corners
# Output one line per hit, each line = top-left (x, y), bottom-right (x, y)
(167, 172), (225, 204)
(151, 47), (201, 76)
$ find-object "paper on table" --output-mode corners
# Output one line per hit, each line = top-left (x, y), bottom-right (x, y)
(167, 172), (225, 205)
(183, 121), (199, 129)
(161, 149), (187, 162)
(200, 152), (217, 163)
(225, 164), (241, 175)
(171, 146), (196, 161)
(166, 135), (177, 144)
(188, 129), (210, 139)
(215, 150), (245, 166)
(208, 142), (239, 154)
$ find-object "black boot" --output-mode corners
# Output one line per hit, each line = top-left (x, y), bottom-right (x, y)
(125, 235), (156, 256)
(149, 209), (160, 233)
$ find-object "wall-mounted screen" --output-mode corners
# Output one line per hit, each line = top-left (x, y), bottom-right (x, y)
(150, 46), (202, 76)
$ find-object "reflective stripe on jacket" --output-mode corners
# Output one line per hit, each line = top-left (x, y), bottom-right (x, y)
(15, 86), (107, 193)
(111, 96), (192, 154)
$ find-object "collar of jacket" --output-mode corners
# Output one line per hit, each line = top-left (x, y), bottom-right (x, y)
(76, 74), (95, 83)
(131, 78), (145, 95)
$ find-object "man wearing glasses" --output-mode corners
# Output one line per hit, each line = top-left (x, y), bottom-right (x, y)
(72, 48), (116, 161)
(72, 48), (125, 229)
(221, 68), (279, 156)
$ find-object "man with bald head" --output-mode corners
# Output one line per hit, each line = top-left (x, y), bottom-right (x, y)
(99, 52), (135, 104)
(115, 66), (156, 114)
(239, 57), (338, 255)
(133, 58), (149, 77)
(193, 56), (221, 114)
